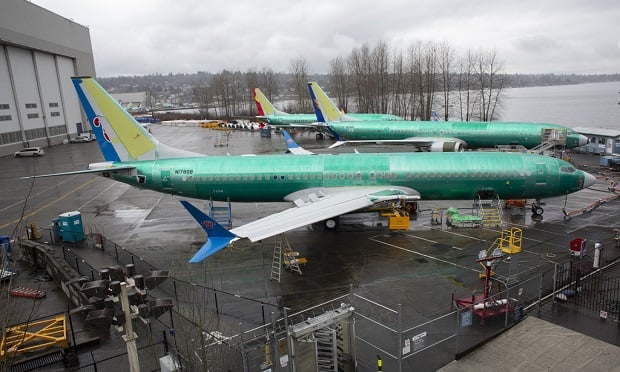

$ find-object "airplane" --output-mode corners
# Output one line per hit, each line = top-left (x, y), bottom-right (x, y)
(253, 87), (402, 128)
(27, 77), (596, 263)
(307, 82), (590, 152)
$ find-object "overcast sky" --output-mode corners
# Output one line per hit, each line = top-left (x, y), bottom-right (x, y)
(32, 0), (620, 77)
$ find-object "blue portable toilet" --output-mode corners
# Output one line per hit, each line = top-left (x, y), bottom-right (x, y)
(1, 235), (13, 271)
(58, 211), (84, 243)
(0, 236), (11, 253)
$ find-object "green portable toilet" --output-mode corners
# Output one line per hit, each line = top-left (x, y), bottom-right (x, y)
(58, 211), (84, 243)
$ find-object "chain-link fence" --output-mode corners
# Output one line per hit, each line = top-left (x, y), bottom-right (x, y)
(54, 234), (619, 371)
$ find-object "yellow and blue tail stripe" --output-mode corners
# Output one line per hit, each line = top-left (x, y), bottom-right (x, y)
(72, 77), (157, 162)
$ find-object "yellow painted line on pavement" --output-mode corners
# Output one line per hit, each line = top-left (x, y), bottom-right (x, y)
(0, 177), (98, 230)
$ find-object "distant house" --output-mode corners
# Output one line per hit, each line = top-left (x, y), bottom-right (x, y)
(573, 127), (620, 155)
(111, 92), (148, 113)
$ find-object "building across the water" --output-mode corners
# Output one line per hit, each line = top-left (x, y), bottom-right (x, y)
(573, 127), (620, 155)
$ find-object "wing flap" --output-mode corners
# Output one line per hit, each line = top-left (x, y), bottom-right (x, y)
(231, 186), (420, 242)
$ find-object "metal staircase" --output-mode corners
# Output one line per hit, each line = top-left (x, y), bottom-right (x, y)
(314, 325), (344, 372)
(476, 195), (504, 228)
(528, 128), (567, 154)
(208, 197), (232, 229)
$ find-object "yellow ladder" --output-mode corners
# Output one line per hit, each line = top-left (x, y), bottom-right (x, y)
(282, 235), (303, 276)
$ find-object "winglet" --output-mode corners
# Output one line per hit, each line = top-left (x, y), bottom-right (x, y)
(180, 200), (237, 262)
(307, 82), (358, 122)
(282, 129), (315, 155)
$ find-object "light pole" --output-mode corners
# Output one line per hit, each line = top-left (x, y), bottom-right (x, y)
(119, 281), (141, 372)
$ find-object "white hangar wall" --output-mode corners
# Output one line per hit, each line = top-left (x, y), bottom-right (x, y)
(0, 0), (96, 156)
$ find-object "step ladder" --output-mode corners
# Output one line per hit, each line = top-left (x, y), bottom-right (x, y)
(270, 235), (283, 282)
(270, 234), (304, 282)
(208, 198), (232, 229)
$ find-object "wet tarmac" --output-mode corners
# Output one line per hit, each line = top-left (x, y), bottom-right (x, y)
(1, 125), (619, 370)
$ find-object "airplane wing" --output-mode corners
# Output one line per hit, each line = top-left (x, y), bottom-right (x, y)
(329, 137), (467, 152)
(181, 185), (420, 262)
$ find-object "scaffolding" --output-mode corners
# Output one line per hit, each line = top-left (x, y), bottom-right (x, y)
(0, 314), (68, 359)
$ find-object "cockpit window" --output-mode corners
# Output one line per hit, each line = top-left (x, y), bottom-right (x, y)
(560, 166), (576, 173)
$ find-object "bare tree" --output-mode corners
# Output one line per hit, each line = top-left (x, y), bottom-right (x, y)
(328, 57), (349, 112)
(258, 67), (279, 101)
(390, 49), (410, 118)
(371, 41), (391, 113)
(192, 85), (211, 118)
(476, 48), (505, 121)
(348, 43), (372, 113)
(289, 57), (311, 112)
(455, 49), (478, 121)
(245, 69), (260, 115)
(406, 41), (438, 120)
(437, 41), (454, 121)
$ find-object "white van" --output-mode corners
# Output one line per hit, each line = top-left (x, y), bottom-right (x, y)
(14, 147), (45, 157)
(70, 133), (96, 143)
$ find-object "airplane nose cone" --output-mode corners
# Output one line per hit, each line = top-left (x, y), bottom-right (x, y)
(579, 134), (589, 146)
(583, 171), (597, 189)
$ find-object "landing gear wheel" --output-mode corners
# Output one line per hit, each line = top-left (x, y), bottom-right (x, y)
(315, 133), (324, 140)
(324, 218), (338, 230)
(531, 204), (544, 216)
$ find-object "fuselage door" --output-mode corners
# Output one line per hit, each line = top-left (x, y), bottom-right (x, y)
(161, 169), (172, 190)
(535, 163), (547, 185)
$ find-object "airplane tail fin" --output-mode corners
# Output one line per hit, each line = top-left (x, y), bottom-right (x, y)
(72, 77), (203, 162)
(253, 88), (266, 116)
(254, 88), (288, 116)
(307, 82), (358, 123)
(180, 200), (237, 263)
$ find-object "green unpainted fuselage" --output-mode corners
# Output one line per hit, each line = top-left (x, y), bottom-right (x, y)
(262, 113), (401, 126)
(328, 121), (586, 149)
(108, 152), (586, 202)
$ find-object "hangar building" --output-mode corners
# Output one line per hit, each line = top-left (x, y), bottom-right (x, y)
(0, 0), (96, 157)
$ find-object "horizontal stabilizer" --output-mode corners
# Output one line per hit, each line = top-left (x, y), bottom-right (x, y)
(282, 129), (315, 155)
(20, 165), (136, 179)
(190, 238), (234, 263)
(180, 200), (237, 262)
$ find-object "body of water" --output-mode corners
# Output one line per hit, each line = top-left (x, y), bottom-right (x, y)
(501, 81), (620, 130)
